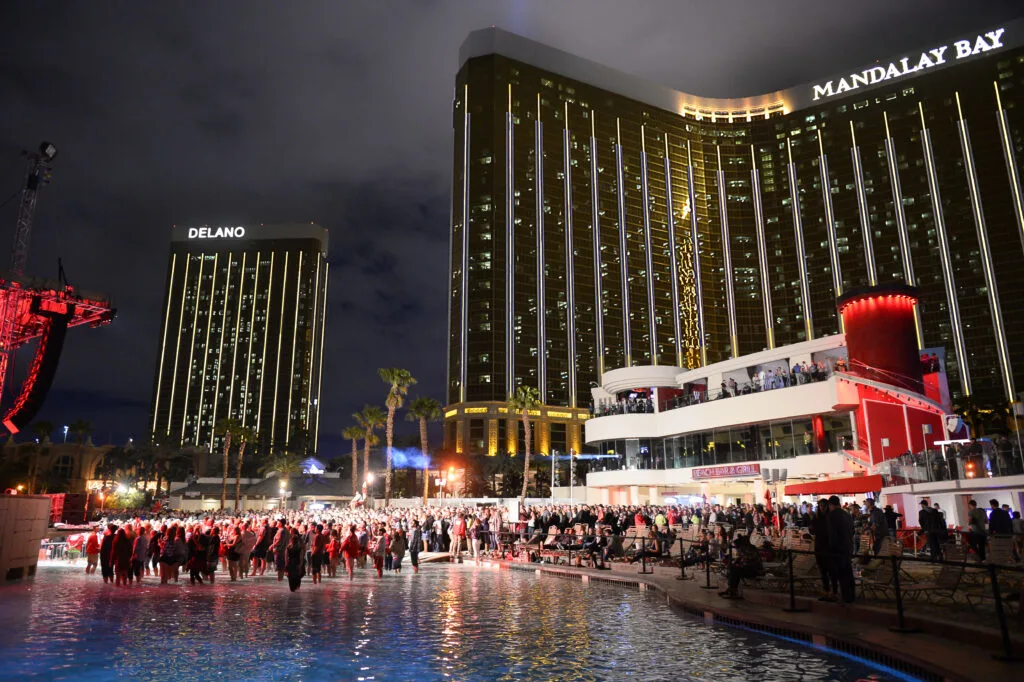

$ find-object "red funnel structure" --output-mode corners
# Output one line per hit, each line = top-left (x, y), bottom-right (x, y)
(837, 284), (922, 394)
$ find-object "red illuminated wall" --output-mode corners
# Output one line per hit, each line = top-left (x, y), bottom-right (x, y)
(851, 382), (945, 464)
(839, 287), (922, 394)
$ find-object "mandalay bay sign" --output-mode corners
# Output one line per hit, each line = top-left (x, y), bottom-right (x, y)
(811, 28), (1006, 101)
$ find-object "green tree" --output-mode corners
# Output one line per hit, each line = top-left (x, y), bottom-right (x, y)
(234, 426), (257, 511)
(379, 368), (417, 504)
(259, 451), (303, 490)
(405, 396), (442, 504)
(342, 425), (363, 495)
(28, 421), (53, 494)
(214, 418), (243, 510)
(507, 386), (541, 501)
(355, 405), (386, 489)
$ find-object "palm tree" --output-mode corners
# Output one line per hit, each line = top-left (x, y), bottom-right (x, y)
(214, 418), (242, 510)
(28, 421), (53, 494)
(69, 419), (93, 480)
(258, 450), (303, 504)
(379, 368), (417, 505)
(342, 425), (363, 495)
(405, 396), (442, 504)
(508, 386), (541, 502)
(355, 405), (386, 488)
(234, 426), (257, 511)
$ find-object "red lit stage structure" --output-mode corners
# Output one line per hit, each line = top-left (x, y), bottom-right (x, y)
(0, 143), (115, 434)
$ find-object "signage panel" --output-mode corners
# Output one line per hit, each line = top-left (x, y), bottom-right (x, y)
(691, 463), (762, 480)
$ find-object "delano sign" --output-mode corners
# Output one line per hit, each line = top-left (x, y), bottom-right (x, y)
(811, 28), (1006, 101)
(187, 226), (247, 239)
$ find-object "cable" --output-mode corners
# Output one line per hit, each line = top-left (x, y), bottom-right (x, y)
(0, 188), (21, 212)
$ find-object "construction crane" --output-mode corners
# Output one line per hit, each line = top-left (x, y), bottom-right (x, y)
(0, 142), (58, 403)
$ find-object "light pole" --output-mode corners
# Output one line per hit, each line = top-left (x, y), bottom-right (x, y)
(550, 450), (557, 499)
(880, 437), (890, 463)
(922, 424), (934, 481)
(63, 425), (69, 443)
(279, 485), (288, 511)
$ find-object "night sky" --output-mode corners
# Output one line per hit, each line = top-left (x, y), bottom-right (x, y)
(0, 1), (1018, 453)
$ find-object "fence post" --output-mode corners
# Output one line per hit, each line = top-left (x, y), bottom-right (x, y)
(677, 537), (692, 581)
(888, 554), (918, 633)
(782, 550), (807, 612)
(700, 544), (716, 590)
(639, 535), (652, 574)
(988, 564), (1021, 661)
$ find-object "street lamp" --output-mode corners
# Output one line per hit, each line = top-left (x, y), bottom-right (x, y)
(63, 425), (69, 443)
(279, 485), (288, 511)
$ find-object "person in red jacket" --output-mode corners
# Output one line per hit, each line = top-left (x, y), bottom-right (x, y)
(85, 530), (101, 575)
(339, 524), (361, 580)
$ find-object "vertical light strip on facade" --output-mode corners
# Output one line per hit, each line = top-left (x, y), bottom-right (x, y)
(787, 139), (814, 340)
(226, 252), (248, 419)
(918, 103), (971, 396)
(208, 254), (234, 448)
(590, 114), (605, 377)
(534, 94), (547, 401)
(459, 83), (471, 402)
(849, 122), (877, 286)
(151, 253), (177, 434)
(285, 252), (304, 445)
(165, 255), (192, 435)
(240, 252), (262, 426)
(304, 255), (322, 432)
(615, 117), (632, 366)
(563, 101), (578, 406)
(954, 92), (1015, 401)
(882, 112), (923, 348)
(686, 141), (706, 366)
(993, 82), (1024, 258)
(664, 137), (683, 364)
(749, 146), (774, 350)
(194, 254), (220, 445)
(313, 260), (329, 452)
(716, 145), (738, 357)
(505, 84), (515, 397)
(639, 126), (658, 365)
(179, 255), (206, 443)
(816, 135), (843, 299)
(255, 252), (276, 434)
(270, 252), (290, 445)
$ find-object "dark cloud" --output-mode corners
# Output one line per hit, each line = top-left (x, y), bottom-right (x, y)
(0, 0), (1017, 454)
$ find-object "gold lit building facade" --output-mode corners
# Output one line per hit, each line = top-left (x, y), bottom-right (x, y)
(445, 23), (1024, 456)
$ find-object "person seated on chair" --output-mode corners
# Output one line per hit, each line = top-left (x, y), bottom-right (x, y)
(581, 530), (610, 569)
(601, 529), (624, 565)
(719, 535), (763, 599)
(628, 533), (662, 564)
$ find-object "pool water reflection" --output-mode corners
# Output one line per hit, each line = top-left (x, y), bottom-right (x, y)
(0, 564), (913, 681)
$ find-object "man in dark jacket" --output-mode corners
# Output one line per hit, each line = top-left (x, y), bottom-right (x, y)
(989, 500), (1013, 535)
(99, 523), (117, 584)
(826, 496), (855, 604)
(918, 500), (942, 561)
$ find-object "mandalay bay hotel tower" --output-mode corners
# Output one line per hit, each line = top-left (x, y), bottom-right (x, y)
(443, 20), (1024, 457)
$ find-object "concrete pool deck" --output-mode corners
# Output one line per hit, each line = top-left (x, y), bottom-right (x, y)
(441, 555), (1023, 682)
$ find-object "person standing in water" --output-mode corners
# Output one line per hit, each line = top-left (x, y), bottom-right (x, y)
(390, 528), (407, 574)
(285, 534), (305, 592)
(408, 520), (422, 574)
(340, 524), (361, 580)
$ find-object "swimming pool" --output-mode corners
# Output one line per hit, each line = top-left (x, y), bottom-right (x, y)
(0, 564), (914, 681)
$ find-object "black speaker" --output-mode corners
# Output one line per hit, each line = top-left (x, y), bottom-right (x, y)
(2, 303), (73, 433)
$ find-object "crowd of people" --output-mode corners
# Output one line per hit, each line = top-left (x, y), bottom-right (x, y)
(76, 496), (1021, 601)
(81, 505), (507, 592)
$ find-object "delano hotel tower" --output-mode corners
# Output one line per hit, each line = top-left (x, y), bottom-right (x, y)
(149, 224), (329, 453)
(444, 20), (1024, 457)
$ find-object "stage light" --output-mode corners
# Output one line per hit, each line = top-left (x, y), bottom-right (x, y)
(39, 142), (58, 161)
